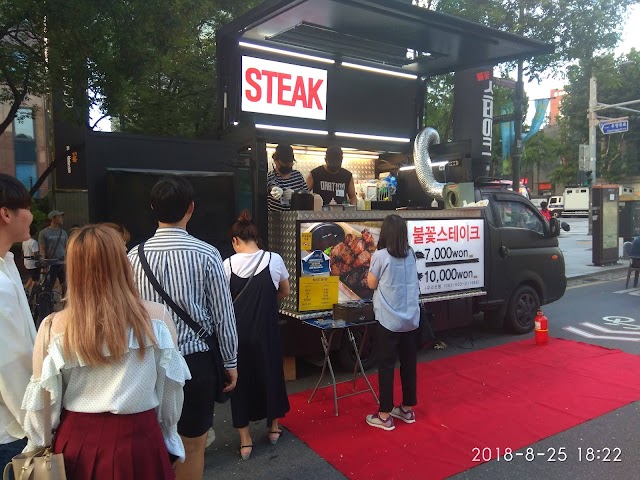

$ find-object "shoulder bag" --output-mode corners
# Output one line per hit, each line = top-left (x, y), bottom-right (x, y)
(137, 243), (232, 404)
(4, 317), (67, 480)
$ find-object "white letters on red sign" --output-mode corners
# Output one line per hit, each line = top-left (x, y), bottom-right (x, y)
(241, 56), (327, 120)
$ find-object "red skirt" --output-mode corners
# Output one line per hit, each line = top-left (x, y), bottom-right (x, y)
(53, 409), (175, 480)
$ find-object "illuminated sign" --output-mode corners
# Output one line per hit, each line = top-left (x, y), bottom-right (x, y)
(241, 56), (327, 120)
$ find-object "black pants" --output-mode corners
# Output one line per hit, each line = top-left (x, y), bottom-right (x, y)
(376, 323), (419, 413)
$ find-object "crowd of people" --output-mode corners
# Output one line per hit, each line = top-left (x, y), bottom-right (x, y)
(1, 170), (423, 479)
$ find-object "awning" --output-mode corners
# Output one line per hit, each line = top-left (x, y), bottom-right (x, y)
(218, 0), (553, 77)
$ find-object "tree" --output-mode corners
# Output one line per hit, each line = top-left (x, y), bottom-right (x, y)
(555, 49), (640, 183)
(0, 0), (260, 138)
(0, 0), (47, 136)
(521, 130), (562, 183)
(431, 0), (636, 79)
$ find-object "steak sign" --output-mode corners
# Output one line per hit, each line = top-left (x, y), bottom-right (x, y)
(241, 56), (327, 120)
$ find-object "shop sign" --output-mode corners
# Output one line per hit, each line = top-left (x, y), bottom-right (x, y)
(407, 219), (485, 294)
(241, 56), (327, 120)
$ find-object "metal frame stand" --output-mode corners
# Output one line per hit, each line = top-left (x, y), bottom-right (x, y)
(307, 325), (379, 416)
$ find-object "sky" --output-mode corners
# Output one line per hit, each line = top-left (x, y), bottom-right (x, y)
(91, 4), (640, 131)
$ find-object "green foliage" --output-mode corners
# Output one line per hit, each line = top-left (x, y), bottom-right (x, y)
(556, 49), (640, 183)
(0, 0), (260, 138)
(0, 0), (47, 135)
(432, 0), (635, 79)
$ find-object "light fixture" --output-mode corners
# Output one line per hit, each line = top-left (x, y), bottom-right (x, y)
(335, 131), (411, 143)
(256, 124), (328, 135)
(232, 121), (239, 126)
(239, 41), (335, 64)
(341, 62), (417, 80)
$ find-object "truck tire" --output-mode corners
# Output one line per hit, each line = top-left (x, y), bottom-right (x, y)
(505, 285), (539, 334)
(337, 327), (377, 371)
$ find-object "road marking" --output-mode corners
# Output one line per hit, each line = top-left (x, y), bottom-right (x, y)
(563, 326), (640, 342)
(579, 322), (640, 335)
(613, 287), (640, 294)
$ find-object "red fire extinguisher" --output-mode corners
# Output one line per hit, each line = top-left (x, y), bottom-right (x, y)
(535, 310), (548, 346)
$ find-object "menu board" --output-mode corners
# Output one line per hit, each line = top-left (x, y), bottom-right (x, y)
(407, 219), (485, 295)
(299, 276), (339, 311)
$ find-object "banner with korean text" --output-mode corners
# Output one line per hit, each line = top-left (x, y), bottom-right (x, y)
(407, 219), (484, 295)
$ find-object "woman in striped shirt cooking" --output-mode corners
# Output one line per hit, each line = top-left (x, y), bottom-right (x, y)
(267, 144), (309, 211)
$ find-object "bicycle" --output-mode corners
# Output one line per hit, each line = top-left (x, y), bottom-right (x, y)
(27, 257), (60, 329)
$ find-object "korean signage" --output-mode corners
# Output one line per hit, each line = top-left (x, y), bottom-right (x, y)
(407, 219), (485, 294)
(241, 56), (327, 120)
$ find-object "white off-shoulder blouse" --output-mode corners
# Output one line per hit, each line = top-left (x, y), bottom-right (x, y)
(21, 303), (191, 461)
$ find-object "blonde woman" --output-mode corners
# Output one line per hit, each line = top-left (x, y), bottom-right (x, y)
(21, 224), (191, 479)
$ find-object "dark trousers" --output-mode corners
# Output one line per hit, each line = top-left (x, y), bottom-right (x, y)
(376, 323), (419, 413)
(0, 438), (28, 473)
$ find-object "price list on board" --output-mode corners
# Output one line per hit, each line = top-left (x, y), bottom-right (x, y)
(298, 276), (339, 312)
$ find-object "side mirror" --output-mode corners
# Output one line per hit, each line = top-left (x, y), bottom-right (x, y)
(547, 218), (560, 237)
(561, 222), (570, 232)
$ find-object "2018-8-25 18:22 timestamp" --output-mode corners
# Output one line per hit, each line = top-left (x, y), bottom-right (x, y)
(472, 447), (622, 462)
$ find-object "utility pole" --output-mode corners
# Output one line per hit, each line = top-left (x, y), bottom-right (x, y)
(588, 76), (597, 235)
(511, 59), (524, 194)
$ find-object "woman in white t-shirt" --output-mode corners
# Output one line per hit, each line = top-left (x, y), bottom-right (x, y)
(22, 224), (39, 291)
(22, 224), (191, 479)
(222, 210), (290, 461)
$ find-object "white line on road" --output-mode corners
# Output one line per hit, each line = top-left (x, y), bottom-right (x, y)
(563, 326), (640, 342)
(579, 322), (640, 335)
(613, 287), (640, 294)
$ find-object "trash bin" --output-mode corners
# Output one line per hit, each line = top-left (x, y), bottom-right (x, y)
(619, 194), (640, 242)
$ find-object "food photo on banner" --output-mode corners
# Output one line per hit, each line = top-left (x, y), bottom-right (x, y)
(300, 222), (380, 309)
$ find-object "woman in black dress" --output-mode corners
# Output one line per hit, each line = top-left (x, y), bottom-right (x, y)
(223, 211), (291, 460)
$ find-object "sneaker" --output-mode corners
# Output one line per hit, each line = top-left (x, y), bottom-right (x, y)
(366, 412), (395, 431)
(390, 406), (416, 424)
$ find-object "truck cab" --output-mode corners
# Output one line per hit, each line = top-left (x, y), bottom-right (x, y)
(548, 195), (564, 217)
(475, 182), (568, 332)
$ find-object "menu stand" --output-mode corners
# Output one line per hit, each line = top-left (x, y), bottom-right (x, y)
(303, 319), (379, 416)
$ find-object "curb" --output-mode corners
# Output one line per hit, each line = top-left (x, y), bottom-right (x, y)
(567, 265), (628, 281)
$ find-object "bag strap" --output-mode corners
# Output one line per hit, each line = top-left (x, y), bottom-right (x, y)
(137, 243), (213, 346)
(232, 250), (266, 304)
(42, 316), (54, 448)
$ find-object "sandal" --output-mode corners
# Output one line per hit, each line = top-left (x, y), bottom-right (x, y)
(239, 444), (253, 461)
(268, 428), (283, 445)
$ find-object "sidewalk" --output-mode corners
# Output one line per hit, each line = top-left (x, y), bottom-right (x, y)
(558, 218), (627, 279)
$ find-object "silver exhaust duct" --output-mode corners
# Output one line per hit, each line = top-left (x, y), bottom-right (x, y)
(414, 127), (446, 201)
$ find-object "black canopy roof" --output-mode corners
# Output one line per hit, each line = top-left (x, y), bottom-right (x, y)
(218, 0), (553, 77)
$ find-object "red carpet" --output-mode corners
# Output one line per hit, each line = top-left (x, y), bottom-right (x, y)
(281, 338), (640, 480)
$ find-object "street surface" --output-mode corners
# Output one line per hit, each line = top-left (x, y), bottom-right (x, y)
(202, 218), (639, 480)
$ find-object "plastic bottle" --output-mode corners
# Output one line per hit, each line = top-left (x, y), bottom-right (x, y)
(357, 196), (365, 210)
(313, 194), (323, 211)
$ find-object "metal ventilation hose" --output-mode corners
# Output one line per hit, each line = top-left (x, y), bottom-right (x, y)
(414, 127), (446, 201)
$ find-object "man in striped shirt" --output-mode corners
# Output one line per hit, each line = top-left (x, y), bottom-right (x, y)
(128, 175), (238, 480)
(267, 144), (309, 211)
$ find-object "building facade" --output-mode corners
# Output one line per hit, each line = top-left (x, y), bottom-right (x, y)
(0, 96), (50, 197)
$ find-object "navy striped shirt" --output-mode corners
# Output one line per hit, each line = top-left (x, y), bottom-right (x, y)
(128, 227), (238, 368)
(267, 169), (308, 211)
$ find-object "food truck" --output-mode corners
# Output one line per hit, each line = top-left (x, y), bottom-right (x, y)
(212, 0), (565, 368)
(55, 0), (566, 370)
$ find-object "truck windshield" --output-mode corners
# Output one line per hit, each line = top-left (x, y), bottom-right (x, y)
(496, 200), (545, 234)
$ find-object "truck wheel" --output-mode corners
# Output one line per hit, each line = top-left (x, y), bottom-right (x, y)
(337, 327), (377, 371)
(505, 285), (539, 334)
